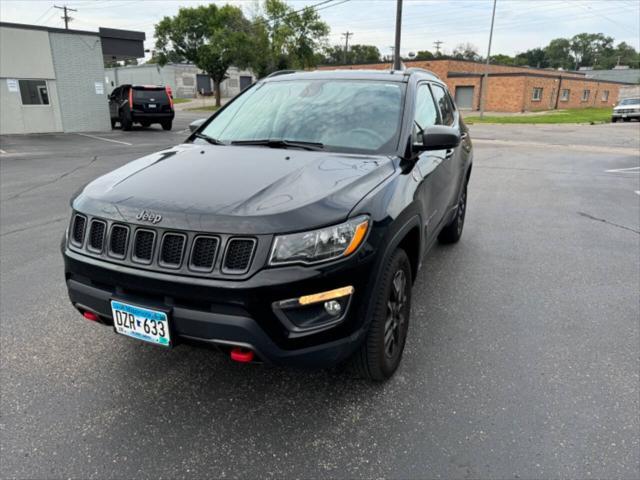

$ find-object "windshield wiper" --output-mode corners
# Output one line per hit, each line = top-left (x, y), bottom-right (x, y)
(230, 139), (324, 151)
(194, 132), (226, 146)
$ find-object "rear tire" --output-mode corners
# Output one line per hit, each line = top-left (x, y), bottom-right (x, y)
(110, 118), (117, 129)
(623, 118), (631, 122)
(438, 183), (467, 244)
(120, 112), (132, 131)
(350, 249), (412, 381)
(611, 117), (617, 123)
(161, 120), (172, 131)
(141, 122), (150, 128)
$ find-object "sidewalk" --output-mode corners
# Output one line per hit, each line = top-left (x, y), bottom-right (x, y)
(173, 96), (229, 111)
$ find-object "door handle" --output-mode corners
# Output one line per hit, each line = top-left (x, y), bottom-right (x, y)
(460, 132), (468, 140)
(444, 149), (454, 160)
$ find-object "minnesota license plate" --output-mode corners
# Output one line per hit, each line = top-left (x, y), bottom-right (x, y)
(111, 300), (171, 347)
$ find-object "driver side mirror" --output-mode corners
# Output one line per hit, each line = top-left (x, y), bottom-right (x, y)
(414, 125), (461, 151)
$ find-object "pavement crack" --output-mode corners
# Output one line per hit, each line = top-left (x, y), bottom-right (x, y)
(577, 212), (640, 235)
(1, 216), (67, 237)
(5, 155), (98, 201)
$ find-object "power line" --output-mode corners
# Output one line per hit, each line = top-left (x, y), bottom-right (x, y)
(54, 5), (77, 29)
(33, 6), (54, 24)
(433, 40), (443, 55)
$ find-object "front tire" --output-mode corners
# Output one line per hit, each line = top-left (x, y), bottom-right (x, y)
(438, 183), (467, 244)
(350, 249), (412, 381)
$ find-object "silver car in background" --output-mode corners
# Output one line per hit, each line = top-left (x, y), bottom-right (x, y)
(611, 97), (640, 122)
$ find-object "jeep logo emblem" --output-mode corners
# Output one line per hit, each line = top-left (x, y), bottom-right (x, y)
(136, 210), (163, 224)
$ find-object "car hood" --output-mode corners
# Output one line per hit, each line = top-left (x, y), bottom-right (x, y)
(614, 103), (640, 110)
(74, 143), (395, 234)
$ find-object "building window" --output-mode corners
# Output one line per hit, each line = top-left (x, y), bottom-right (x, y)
(19, 80), (49, 105)
(560, 89), (570, 101)
(602, 90), (609, 102)
(532, 87), (543, 101)
(582, 89), (590, 101)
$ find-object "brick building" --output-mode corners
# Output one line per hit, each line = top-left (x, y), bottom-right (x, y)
(318, 59), (633, 113)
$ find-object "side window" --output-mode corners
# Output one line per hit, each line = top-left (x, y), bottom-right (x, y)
(413, 84), (439, 141)
(431, 84), (455, 126)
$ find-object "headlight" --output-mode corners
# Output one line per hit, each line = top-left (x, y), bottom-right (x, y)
(269, 216), (369, 265)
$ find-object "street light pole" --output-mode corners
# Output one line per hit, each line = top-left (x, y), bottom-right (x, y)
(479, 0), (497, 119)
(393, 0), (403, 70)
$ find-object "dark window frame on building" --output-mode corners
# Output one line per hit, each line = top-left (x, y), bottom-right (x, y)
(601, 90), (609, 102)
(532, 87), (543, 101)
(581, 89), (591, 102)
(560, 89), (570, 101)
(18, 79), (50, 106)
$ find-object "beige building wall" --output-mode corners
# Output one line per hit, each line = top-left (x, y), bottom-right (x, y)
(0, 26), (63, 134)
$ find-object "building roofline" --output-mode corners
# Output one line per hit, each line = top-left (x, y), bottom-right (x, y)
(319, 58), (592, 78)
(448, 70), (635, 85)
(1, 21), (99, 36)
(0, 21), (144, 41)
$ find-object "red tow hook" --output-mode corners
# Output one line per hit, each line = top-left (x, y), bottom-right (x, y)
(83, 311), (99, 322)
(230, 347), (255, 363)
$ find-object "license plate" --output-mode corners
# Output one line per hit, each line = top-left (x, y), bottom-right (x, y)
(111, 300), (171, 347)
(622, 114), (628, 118)
(148, 103), (157, 108)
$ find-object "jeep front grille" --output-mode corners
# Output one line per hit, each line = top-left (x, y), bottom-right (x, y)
(223, 238), (256, 273)
(109, 225), (129, 258)
(88, 220), (106, 252)
(160, 233), (186, 267)
(67, 212), (259, 278)
(132, 229), (155, 263)
(190, 236), (219, 271)
(71, 214), (86, 246)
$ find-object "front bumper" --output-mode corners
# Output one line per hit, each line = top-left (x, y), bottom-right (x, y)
(612, 111), (640, 119)
(131, 111), (175, 121)
(63, 247), (377, 368)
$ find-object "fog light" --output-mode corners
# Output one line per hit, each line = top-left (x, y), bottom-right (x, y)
(324, 300), (342, 316)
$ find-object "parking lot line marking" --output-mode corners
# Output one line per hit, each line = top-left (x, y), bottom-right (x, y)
(0, 149), (6, 154)
(76, 133), (132, 146)
(635, 191), (640, 196)
(605, 166), (640, 173)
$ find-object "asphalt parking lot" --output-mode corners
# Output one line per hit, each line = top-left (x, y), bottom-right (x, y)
(1, 113), (639, 479)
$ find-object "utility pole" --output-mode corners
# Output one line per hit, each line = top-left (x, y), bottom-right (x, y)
(393, 0), (403, 70)
(479, 0), (497, 119)
(341, 31), (353, 64)
(433, 40), (443, 56)
(54, 5), (76, 29)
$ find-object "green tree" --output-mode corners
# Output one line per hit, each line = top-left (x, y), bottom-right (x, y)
(252, 0), (329, 74)
(322, 44), (380, 64)
(490, 54), (515, 65)
(544, 38), (572, 69)
(154, 4), (253, 106)
(414, 50), (434, 61)
(453, 42), (481, 61)
(515, 48), (548, 68)
(569, 33), (614, 69)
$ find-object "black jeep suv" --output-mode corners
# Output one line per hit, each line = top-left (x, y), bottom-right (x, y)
(63, 69), (473, 380)
(109, 84), (175, 131)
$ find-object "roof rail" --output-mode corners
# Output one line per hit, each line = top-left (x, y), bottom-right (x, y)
(265, 70), (298, 78)
(404, 67), (440, 80)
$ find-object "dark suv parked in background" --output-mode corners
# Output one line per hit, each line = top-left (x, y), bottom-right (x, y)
(64, 68), (473, 381)
(109, 84), (174, 131)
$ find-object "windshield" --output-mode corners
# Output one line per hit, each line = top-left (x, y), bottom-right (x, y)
(200, 79), (406, 154)
(619, 98), (640, 105)
(133, 89), (168, 102)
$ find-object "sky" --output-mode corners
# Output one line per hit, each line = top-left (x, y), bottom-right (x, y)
(1, 0), (639, 62)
